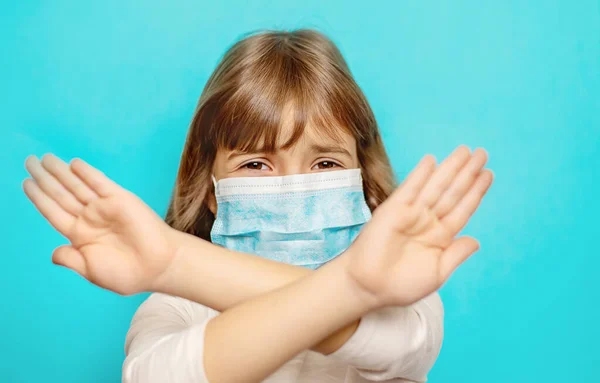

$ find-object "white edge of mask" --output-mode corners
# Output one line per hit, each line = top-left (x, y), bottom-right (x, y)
(214, 168), (363, 197)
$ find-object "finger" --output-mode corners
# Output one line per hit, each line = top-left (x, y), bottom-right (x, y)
(70, 158), (120, 198)
(52, 245), (89, 279)
(41, 154), (98, 205)
(22, 179), (75, 236)
(415, 145), (471, 207)
(441, 170), (494, 234)
(432, 148), (488, 218)
(389, 155), (436, 205)
(438, 236), (480, 283)
(25, 156), (84, 217)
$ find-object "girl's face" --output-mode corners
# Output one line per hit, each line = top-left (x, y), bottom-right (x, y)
(208, 108), (359, 214)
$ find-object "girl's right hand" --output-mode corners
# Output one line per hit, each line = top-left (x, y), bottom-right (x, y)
(23, 155), (179, 295)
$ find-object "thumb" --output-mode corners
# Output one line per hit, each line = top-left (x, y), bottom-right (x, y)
(52, 245), (89, 279)
(438, 236), (480, 283)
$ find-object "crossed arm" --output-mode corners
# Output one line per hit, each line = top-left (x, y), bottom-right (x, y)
(154, 233), (360, 355)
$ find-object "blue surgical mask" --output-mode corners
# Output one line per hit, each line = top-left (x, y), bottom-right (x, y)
(210, 169), (372, 269)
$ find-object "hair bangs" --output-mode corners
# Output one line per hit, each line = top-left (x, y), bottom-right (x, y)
(205, 61), (363, 154)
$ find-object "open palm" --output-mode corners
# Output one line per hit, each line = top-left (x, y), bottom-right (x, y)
(23, 155), (177, 295)
(346, 146), (493, 308)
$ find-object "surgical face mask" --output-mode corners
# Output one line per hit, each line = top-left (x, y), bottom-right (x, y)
(210, 169), (372, 269)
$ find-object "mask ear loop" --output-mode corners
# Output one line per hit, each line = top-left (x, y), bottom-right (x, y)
(210, 175), (217, 196)
(209, 175), (219, 221)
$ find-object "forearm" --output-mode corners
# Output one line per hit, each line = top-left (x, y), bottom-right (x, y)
(154, 231), (360, 354)
(202, 255), (375, 383)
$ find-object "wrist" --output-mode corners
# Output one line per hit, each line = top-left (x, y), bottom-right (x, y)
(322, 254), (380, 317)
(149, 229), (199, 294)
(333, 249), (383, 312)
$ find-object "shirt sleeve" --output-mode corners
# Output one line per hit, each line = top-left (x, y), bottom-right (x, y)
(328, 292), (444, 382)
(122, 293), (218, 383)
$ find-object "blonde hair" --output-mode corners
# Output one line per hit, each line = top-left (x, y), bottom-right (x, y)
(166, 29), (396, 240)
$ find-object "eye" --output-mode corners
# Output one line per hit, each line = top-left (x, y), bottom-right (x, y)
(241, 161), (270, 171)
(312, 160), (341, 170)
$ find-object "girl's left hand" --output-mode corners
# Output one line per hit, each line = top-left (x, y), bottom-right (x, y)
(344, 146), (493, 309)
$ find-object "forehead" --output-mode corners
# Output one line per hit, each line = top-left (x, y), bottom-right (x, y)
(275, 104), (356, 151)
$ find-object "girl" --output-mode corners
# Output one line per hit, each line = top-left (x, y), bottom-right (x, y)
(22, 29), (493, 383)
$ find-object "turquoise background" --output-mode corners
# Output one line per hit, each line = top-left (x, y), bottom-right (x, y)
(2, 1), (599, 382)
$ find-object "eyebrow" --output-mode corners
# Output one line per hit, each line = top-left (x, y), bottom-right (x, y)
(310, 144), (352, 157)
(226, 144), (352, 161)
(227, 149), (268, 161)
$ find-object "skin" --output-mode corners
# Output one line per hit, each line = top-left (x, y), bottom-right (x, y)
(22, 121), (493, 382)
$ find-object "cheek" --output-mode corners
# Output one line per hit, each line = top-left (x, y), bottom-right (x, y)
(350, 148), (360, 168)
(346, 139), (359, 167)
(212, 151), (230, 179)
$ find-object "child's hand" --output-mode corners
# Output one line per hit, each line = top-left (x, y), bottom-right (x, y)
(344, 146), (493, 308)
(23, 155), (179, 295)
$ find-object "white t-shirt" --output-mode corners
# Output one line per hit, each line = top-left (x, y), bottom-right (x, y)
(122, 292), (443, 383)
